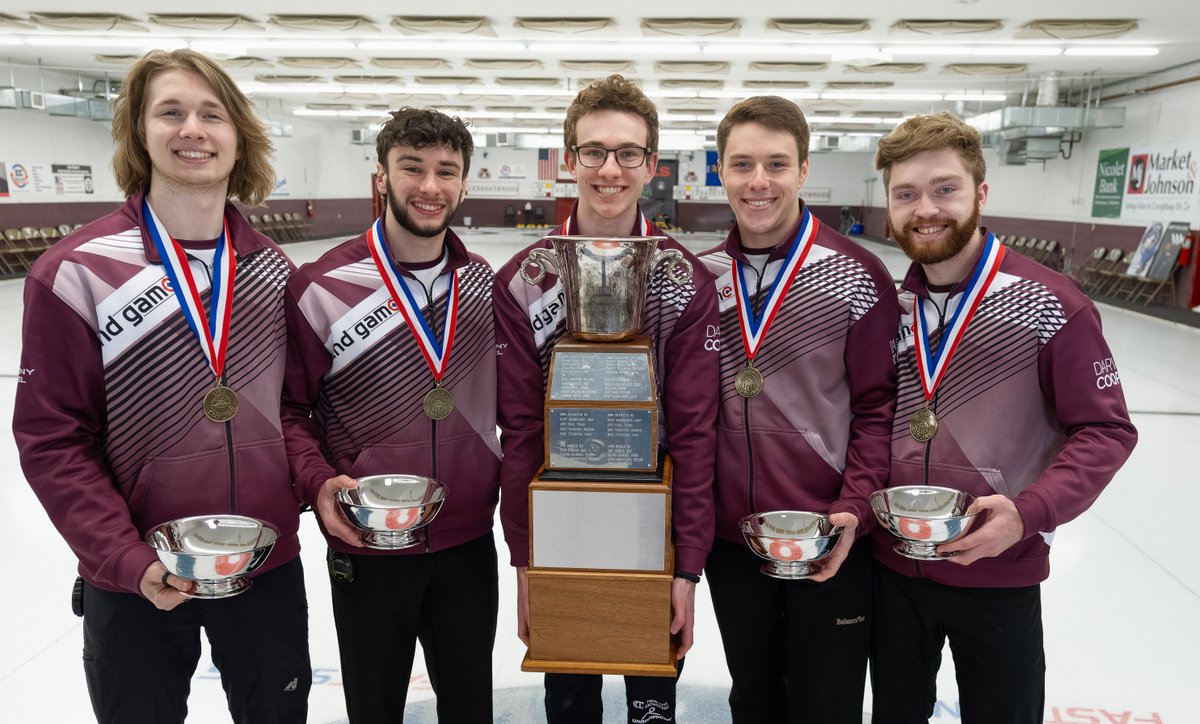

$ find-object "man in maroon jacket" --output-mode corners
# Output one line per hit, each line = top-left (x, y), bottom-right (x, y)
(493, 75), (719, 724)
(13, 49), (309, 723)
(698, 96), (898, 723)
(281, 108), (500, 723)
(871, 112), (1138, 723)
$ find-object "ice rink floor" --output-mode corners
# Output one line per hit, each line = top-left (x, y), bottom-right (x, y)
(1, 227), (1196, 723)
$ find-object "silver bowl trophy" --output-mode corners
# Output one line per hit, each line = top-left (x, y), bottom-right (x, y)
(871, 486), (978, 560)
(518, 235), (693, 677)
(740, 511), (843, 579)
(335, 474), (447, 550)
(146, 515), (279, 599)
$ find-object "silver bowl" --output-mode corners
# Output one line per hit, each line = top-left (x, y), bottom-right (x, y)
(740, 511), (842, 580)
(335, 474), (447, 550)
(870, 486), (978, 560)
(146, 515), (279, 599)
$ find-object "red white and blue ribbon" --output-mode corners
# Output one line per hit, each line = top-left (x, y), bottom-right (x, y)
(913, 231), (1006, 404)
(142, 197), (235, 379)
(365, 217), (459, 382)
(561, 211), (655, 237)
(732, 207), (819, 362)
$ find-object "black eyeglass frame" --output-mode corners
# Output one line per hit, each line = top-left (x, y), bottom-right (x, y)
(569, 145), (653, 168)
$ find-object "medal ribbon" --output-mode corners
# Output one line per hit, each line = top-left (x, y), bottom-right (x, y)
(559, 211), (656, 237)
(732, 207), (820, 362)
(913, 232), (1006, 405)
(366, 217), (459, 382)
(142, 198), (235, 379)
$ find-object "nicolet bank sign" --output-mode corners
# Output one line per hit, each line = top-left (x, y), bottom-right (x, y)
(1093, 142), (1200, 224)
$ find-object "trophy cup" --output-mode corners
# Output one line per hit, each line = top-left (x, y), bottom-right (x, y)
(336, 474), (447, 550)
(146, 515), (279, 598)
(518, 236), (691, 677)
(740, 511), (842, 579)
(870, 486), (978, 560)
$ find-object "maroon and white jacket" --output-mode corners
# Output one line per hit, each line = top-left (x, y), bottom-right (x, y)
(493, 204), (719, 576)
(13, 193), (300, 595)
(878, 232), (1137, 587)
(281, 224), (500, 556)
(699, 202), (898, 547)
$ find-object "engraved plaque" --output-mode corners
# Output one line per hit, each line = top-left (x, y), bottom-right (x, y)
(548, 408), (656, 470)
(549, 351), (653, 402)
(532, 489), (667, 571)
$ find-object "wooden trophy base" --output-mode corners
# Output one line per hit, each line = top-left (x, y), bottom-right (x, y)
(522, 458), (678, 677)
(522, 569), (678, 677)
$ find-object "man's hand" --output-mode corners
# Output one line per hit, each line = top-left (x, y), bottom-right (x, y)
(138, 562), (193, 611)
(937, 494), (1024, 565)
(516, 566), (530, 646)
(315, 475), (365, 547)
(809, 512), (858, 583)
(670, 577), (696, 660)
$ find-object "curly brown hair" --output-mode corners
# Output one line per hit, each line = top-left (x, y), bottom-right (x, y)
(875, 112), (986, 190)
(563, 75), (659, 153)
(111, 49), (275, 206)
(717, 96), (810, 165)
(374, 107), (474, 177)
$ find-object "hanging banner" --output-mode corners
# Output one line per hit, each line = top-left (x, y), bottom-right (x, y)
(1119, 142), (1200, 225)
(1091, 147), (1127, 218)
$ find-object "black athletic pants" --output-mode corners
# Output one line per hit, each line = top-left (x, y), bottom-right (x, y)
(870, 563), (1046, 724)
(81, 556), (311, 724)
(329, 532), (498, 723)
(545, 666), (683, 724)
(705, 536), (872, 724)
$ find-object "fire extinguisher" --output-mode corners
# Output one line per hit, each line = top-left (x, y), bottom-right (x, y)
(305, 200), (314, 218)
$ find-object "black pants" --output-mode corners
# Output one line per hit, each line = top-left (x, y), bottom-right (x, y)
(81, 556), (311, 724)
(706, 536), (872, 724)
(545, 666), (682, 724)
(330, 532), (499, 724)
(870, 564), (1046, 724)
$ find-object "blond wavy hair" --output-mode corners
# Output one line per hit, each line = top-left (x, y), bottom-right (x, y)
(112, 49), (275, 206)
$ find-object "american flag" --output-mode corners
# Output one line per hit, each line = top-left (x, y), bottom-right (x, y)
(537, 148), (558, 180)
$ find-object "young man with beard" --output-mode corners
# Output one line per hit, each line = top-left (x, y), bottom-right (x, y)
(871, 112), (1138, 723)
(281, 108), (500, 722)
(13, 49), (310, 722)
(493, 75), (718, 724)
(697, 96), (897, 723)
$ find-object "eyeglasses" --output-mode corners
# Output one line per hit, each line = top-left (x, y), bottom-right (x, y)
(571, 145), (651, 168)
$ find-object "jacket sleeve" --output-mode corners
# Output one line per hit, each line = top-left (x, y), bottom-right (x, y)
(494, 273), (546, 568)
(280, 278), (337, 505)
(660, 263), (719, 577)
(1013, 302), (1137, 536)
(13, 276), (158, 595)
(830, 266), (900, 537)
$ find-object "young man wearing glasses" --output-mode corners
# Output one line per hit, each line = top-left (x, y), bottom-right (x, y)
(493, 75), (719, 724)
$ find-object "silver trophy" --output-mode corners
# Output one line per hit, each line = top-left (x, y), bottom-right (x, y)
(870, 486), (978, 560)
(519, 236), (693, 341)
(336, 474), (447, 550)
(740, 511), (842, 579)
(146, 515), (279, 599)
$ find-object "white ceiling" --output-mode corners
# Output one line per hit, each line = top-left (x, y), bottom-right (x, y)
(2, 2), (1198, 145)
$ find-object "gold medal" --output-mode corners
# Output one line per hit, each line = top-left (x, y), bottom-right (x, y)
(908, 407), (937, 442)
(422, 385), (454, 420)
(734, 365), (764, 398)
(203, 384), (239, 423)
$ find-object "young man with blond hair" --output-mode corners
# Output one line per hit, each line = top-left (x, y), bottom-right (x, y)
(493, 74), (719, 724)
(14, 49), (310, 723)
(871, 112), (1137, 723)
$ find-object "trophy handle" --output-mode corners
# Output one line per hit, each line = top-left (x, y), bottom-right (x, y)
(520, 247), (560, 285)
(651, 249), (693, 286)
